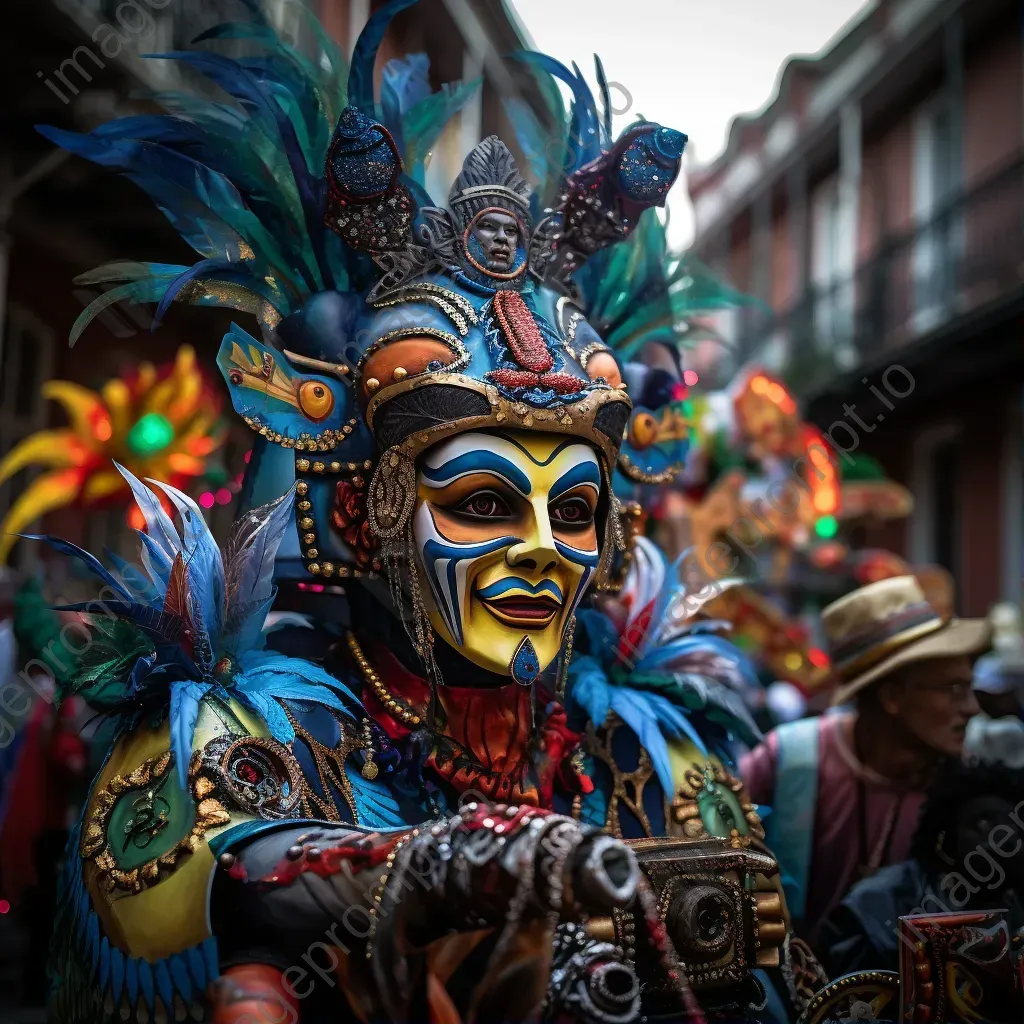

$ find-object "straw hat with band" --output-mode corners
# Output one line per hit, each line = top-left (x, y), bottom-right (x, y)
(824, 575), (991, 706)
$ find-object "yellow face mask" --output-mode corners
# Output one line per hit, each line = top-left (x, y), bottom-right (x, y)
(412, 430), (602, 684)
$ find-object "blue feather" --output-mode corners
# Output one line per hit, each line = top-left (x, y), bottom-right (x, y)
(345, 764), (405, 828)
(348, 0), (421, 116)
(202, 937), (219, 986)
(138, 957), (155, 1008)
(380, 75), (405, 155)
(169, 680), (212, 788)
(21, 535), (131, 602)
(154, 959), (174, 1010)
(153, 259), (234, 325)
(150, 479), (225, 665)
(568, 655), (707, 793)
(232, 689), (295, 744)
(594, 55), (613, 142)
(147, 49), (330, 287)
(99, 936), (111, 991)
(103, 549), (161, 606)
(110, 946), (125, 1003)
(126, 957), (139, 1004)
(137, 532), (174, 597)
(513, 52), (602, 171)
(502, 97), (555, 202)
(169, 954), (192, 1005)
(185, 945), (207, 993)
(86, 911), (100, 974)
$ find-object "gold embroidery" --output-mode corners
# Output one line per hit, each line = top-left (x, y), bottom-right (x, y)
(81, 751), (230, 899)
(586, 716), (654, 838)
(284, 706), (363, 824)
(668, 761), (764, 848)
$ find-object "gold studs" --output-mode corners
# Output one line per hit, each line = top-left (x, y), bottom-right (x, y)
(297, 500), (311, 512)
(312, 461), (325, 474)
(392, 366), (407, 381)
(299, 517), (314, 530)
(306, 548), (318, 559)
(295, 481), (309, 496)
(346, 633), (422, 727)
(303, 533), (316, 545)
(308, 563), (321, 575)
(321, 562), (335, 577)
(329, 461), (341, 472)
(366, 377), (380, 392)
(296, 458), (311, 472)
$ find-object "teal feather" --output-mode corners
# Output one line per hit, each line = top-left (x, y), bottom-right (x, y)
(401, 77), (482, 183)
(501, 97), (556, 208)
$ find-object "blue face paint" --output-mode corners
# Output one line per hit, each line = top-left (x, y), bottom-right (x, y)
(416, 506), (520, 646)
(474, 578), (565, 601)
(420, 449), (532, 496)
(550, 459), (602, 502)
(414, 430), (604, 680)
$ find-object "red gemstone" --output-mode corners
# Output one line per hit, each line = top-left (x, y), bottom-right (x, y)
(235, 760), (261, 784)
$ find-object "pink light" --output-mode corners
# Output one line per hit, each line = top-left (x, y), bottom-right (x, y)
(244, 449), (252, 464)
(0, 900), (9, 914)
(215, 488), (232, 506)
(683, 369), (700, 387)
(199, 492), (215, 509)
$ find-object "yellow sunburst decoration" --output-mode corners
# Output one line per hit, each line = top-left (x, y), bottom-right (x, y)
(0, 346), (225, 563)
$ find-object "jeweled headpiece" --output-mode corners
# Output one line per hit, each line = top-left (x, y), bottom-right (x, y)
(41, 0), (686, 593)
(447, 135), (532, 232)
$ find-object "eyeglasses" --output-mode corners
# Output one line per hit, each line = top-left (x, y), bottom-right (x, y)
(910, 680), (976, 704)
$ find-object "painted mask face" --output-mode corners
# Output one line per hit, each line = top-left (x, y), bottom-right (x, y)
(464, 208), (524, 277)
(413, 430), (602, 684)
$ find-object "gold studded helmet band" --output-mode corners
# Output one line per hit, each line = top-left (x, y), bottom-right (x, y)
(365, 373), (631, 467)
(362, 372), (632, 586)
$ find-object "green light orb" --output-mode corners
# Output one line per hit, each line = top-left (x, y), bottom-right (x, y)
(815, 515), (839, 539)
(127, 412), (175, 457)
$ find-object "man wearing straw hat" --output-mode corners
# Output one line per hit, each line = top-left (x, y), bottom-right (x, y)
(740, 575), (990, 946)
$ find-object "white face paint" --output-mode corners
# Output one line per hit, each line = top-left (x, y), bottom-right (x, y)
(413, 430), (602, 682)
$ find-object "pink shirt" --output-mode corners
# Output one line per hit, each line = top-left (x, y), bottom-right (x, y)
(740, 713), (926, 946)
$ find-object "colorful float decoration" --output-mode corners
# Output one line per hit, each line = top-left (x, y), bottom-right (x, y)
(671, 369), (923, 696)
(0, 346), (225, 563)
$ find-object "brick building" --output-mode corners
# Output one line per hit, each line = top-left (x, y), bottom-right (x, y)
(687, 0), (1024, 615)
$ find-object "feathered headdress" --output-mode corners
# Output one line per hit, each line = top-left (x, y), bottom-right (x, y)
(39, 0), (481, 345)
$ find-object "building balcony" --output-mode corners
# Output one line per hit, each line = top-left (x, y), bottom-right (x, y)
(732, 151), (1024, 397)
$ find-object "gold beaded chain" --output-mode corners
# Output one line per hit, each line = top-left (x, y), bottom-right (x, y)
(556, 614), (576, 702)
(366, 827), (420, 959)
(346, 632), (423, 728)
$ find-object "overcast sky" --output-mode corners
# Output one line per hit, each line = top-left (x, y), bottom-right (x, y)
(508, 0), (871, 245)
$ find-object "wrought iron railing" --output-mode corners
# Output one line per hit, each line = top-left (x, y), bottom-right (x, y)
(736, 152), (1024, 390)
